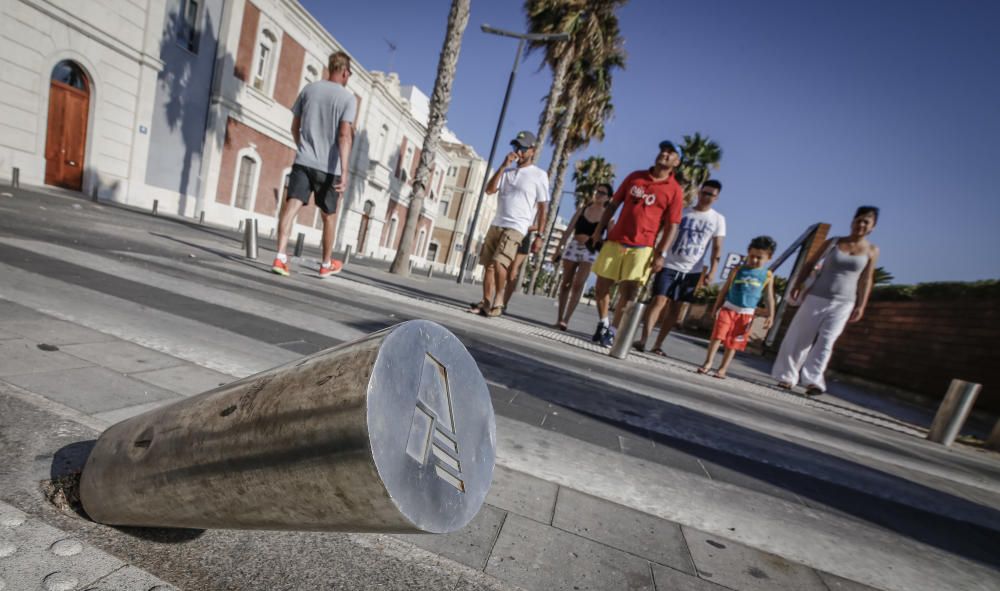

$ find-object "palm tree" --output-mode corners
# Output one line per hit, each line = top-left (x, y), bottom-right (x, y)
(571, 155), (614, 207)
(524, 0), (626, 157)
(874, 267), (894, 285)
(523, 2), (626, 293)
(677, 133), (722, 205)
(390, 0), (471, 275)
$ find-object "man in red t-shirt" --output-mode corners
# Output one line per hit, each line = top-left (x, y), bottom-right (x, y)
(589, 140), (685, 347)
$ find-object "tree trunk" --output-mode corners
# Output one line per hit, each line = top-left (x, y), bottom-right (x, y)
(390, 0), (470, 275)
(527, 80), (579, 294)
(535, 51), (571, 159)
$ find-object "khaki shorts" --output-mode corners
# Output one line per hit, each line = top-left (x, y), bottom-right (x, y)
(480, 226), (524, 268)
(593, 241), (654, 283)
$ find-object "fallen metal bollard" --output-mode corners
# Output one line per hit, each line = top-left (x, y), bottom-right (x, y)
(293, 232), (305, 257)
(244, 218), (258, 259)
(609, 300), (645, 359)
(80, 320), (495, 532)
(927, 379), (982, 446)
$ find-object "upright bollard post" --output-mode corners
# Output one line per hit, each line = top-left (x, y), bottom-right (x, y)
(293, 232), (306, 257)
(152, 200), (159, 216)
(244, 218), (258, 259)
(344, 244), (352, 265)
(199, 211), (206, 225)
(237, 220), (245, 234)
(12, 167), (19, 188)
(79, 320), (495, 533)
(426, 265), (434, 278)
(609, 300), (646, 359)
(927, 379), (982, 446)
(986, 419), (1000, 452)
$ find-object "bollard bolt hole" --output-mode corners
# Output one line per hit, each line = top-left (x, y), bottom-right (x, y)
(220, 405), (237, 417)
(134, 439), (152, 449)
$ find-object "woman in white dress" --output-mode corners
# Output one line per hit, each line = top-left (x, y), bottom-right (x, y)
(772, 206), (880, 394)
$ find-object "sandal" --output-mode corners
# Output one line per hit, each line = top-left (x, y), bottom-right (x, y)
(468, 299), (489, 314)
(486, 305), (504, 318)
(696, 367), (710, 375)
(776, 382), (793, 390)
(651, 348), (667, 357)
(713, 373), (727, 380)
(805, 385), (824, 396)
(556, 321), (568, 331)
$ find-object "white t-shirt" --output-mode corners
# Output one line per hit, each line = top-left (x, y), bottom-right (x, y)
(664, 207), (726, 273)
(491, 164), (550, 235)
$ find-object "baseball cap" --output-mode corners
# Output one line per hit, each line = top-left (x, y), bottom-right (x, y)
(511, 131), (538, 149)
(658, 140), (683, 160)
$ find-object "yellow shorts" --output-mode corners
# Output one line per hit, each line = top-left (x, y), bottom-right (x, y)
(593, 241), (653, 283)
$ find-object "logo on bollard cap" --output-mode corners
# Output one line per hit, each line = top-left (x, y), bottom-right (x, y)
(406, 353), (464, 492)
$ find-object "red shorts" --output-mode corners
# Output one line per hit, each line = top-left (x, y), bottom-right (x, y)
(711, 308), (755, 351)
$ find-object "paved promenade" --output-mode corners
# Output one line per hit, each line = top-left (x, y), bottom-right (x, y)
(1, 185), (998, 590)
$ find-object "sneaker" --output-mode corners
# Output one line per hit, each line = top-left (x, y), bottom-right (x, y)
(599, 326), (616, 348)
(592, 322), (607, 343)
(318, 259), (343, 278)
(271, 258), (290, 276)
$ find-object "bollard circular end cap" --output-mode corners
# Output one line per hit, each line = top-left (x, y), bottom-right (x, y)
(368, 320), (496, 533)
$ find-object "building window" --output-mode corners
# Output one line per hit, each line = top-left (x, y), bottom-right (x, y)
(385, 215), (399, 247)
(438, 200), (449, 217)
(375, 124), (389, 163)
(178, 0), (200, 52)
(303, 64), (319, 86)
(234, 155), (257, 210)
(447, 166), (457, 177)
(427, 242), (439, 262)
(253, 30), (277, 92)
(417, 228), (427, 257)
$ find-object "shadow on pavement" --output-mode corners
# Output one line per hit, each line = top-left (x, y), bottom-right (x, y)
(465, 337), (1000, 569)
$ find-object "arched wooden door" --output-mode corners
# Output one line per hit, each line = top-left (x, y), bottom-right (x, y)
(45, 61), (90, 191)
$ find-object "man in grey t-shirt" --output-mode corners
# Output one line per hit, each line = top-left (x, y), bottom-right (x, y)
(272, 51), (356, 278)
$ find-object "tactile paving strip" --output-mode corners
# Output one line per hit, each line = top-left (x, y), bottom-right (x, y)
(324, 270), (927, 438)
(0, 501), (176, 591)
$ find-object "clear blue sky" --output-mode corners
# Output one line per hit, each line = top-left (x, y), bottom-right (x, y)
(301, 0), (1000, 284)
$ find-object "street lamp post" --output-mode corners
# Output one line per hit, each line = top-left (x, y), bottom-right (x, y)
(456, 25), (569, 284)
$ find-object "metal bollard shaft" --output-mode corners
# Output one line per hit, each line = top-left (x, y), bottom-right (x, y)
(927, 379), (982, 446)
(293, 232), (306, 257)
(12, 167), (19, 188)
(199, 211), (205, 225)
(609, 300), (646, 359)
(152, 200), (158, 216)
(344, 244), (352, 265)
(79, 320), (495, 533)
(244, 218), (258, 259)
(426, 265), (434, 278)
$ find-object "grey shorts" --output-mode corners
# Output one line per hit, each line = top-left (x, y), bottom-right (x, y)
(287, 163), (340, 215)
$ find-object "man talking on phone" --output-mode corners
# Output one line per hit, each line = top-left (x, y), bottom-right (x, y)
(468, 131), (549, 318)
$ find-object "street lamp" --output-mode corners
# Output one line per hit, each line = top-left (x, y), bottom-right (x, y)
(456, 24), (569, 284)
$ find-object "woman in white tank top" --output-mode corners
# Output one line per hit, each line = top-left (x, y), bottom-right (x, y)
(772, 206), (881, 394)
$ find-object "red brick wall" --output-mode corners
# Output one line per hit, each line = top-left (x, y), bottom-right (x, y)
(216, 117), (296, 219)
(829, 299), (1000, 411)
(233, 2), (260, 82)
(273, 33), (304, 109)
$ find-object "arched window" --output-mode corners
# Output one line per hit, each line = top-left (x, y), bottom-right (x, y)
(233, 155), (258, 210)
(417, 228), (427, 256)
(179, 0), (201, 52)
(303, 64), (319, 86)
(375, 124), (389, 163)
(253, 30), (277, 92)
(51, 61), (88, 91)
(363, 200), (375, 216)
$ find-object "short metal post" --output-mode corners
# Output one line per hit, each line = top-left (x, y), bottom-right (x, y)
(293, 232), (305, 257)
(91, 184), (99, 202)
(426, 265), (434, 278)
(244, 218), (258, 259)
(12, 167), (19, 188)
(409, 260), (414, 273)
(79, 320), (495, 533)
(199, 211), (205, 225)
(986, 419), (1000, 451)
(344, 244), (352, 265)
(152, 200), (159, 216)
(927, 380), (982, 446)
(237, 220), (245, 234)
(609, 300), (646, 359)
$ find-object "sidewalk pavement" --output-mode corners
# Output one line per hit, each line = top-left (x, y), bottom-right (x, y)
(1, 185), (999, 590)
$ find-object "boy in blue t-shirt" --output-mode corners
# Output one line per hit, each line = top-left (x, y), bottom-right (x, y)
(698, 236), (777, 378)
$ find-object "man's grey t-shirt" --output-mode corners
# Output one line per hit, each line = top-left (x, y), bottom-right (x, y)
(291, 80), (357, 176)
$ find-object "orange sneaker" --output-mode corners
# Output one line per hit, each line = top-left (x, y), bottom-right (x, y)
(271, 258), (290, 276)
(318, 259), (343, 278)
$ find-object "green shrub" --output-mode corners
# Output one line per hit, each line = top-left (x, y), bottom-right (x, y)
(869, 279), (998, 302)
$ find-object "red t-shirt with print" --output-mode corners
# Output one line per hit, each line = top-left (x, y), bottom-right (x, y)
(606, 169), (684, 247)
